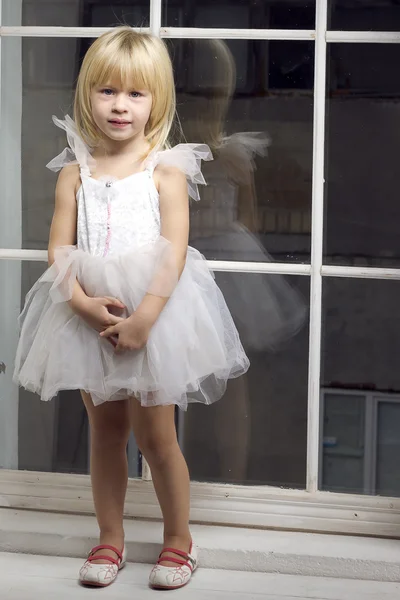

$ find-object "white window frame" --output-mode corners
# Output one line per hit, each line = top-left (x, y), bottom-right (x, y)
(2, 0), (400, 537)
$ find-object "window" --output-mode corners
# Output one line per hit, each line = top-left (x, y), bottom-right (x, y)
(2, 0), (400, 536)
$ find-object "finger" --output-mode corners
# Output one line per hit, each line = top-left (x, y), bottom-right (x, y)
(104, 296), (126, 308)
(100, 325), (117, 338)
(108, 315), (125, 326)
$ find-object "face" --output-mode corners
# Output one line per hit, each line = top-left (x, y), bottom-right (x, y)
(90, 79), (153, 142)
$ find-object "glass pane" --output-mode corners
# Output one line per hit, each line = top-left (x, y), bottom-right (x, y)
(163, 0), (315, 29)
(180, 274), (309, 487)
(0, 260), (140, 475)
(0, 261), (87, 472)
(324, 43), (400, 268)
(329, 0), (400, 32)
(173, 39), (313, 263)
(1, 37), (80, 249)
(321, 278), (400, 495)
(2, 1), (150, 27)
(321, 393), (366, 494)
(2, 36), (313, 260)
(376, 401), (400, 497)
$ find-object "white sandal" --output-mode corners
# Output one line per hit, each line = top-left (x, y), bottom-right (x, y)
(79, 543), (127, 587)
(149, 542), (198, 590)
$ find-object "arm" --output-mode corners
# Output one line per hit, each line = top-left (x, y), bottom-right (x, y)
(48, 166), (125, 334)
(48, 166), (88, 311)
(134, 165), (189, 323)
(100, 166), (189, 352)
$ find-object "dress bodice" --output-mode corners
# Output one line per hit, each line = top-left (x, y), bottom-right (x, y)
(77, 171), (161, 256)
(46, 115), (212, 257)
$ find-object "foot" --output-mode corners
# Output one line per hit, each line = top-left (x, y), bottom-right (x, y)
(89, 533), (125, 564)
(149, 541), (198, 590)
(158, 536), (192, 567)
(79, 544), (126, 587)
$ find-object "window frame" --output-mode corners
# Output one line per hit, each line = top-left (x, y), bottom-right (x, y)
(2, 0), (400, 537)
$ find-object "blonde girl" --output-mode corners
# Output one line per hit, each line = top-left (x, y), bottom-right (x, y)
(14, 27), (249, 590)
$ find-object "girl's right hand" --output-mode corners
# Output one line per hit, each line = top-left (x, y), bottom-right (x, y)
(72, 296), (126, 334)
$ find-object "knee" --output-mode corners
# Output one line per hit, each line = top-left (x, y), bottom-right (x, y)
(89, 407), (131, 447)
(136, 432), (177, 467)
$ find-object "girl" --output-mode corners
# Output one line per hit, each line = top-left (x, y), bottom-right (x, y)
(13, 27), (249, 590)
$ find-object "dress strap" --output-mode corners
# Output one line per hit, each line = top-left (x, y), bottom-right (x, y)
(146, 144), (213, 201)
(46, 115), (96, 177)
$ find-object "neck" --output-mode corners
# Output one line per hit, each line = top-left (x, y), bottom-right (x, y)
(96, 132), (150, 160)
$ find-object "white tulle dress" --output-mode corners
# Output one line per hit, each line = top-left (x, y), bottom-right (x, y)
(13, 116), (250, 409)
(190, 133), (307, 351)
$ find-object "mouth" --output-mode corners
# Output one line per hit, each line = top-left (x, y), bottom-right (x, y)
(108, 119), (131, 127)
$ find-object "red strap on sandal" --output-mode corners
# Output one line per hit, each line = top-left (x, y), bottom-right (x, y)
(159, 547), (189, 560)
(87, 544), (123, 565)
(157, 547), (193, 570)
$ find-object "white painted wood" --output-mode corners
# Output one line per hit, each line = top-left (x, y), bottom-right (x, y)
(327, 31), (400, 44)
(160, 27), (315, 40)
(206, 261), (310, 275)
(2, 471), (400, 537)
(0, 26), (315, 40)
(322, 265), (400, 279)
(306, 0), (328, 494)
(0, 249), (312, 274)
(3, 508), (400, 580)
(5, 250), (400, 281)
(0, 249), (48, 260)
(0, 26), (149, 36)
(1, 553), (400, 598)
(149, 0), (161, 37)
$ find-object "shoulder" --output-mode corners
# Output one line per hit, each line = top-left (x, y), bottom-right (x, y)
(56, 164), (81, 196)
(153, 163), (188, 196)
(150, 143), (212, 200)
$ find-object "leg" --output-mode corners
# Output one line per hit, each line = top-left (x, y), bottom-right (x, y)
(81, 391), (131, 563)
(130, 399), (191, 566)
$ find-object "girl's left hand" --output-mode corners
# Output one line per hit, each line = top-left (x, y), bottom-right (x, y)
(100, 312), (152, 353)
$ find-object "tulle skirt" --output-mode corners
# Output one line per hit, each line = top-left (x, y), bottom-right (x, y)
(191, 223), (307, 352)
(13, 239), (250, 409)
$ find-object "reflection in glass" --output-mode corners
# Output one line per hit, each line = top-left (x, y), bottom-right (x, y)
(3, 37), (313, 257)
(325, 43), (400, 267)
(181, 273), (309, 487)
(329, 0), (400, 32)
(321, 278), (400, 496)
(163, 0), (315, 29)
(2, 0), (150, 27)
(172, 38), (313, 263)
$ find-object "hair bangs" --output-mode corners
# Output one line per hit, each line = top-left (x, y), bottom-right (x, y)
(92, 43), (154, 94)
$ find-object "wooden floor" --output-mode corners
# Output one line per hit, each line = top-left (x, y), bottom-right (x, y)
(2, 552), (400, 599)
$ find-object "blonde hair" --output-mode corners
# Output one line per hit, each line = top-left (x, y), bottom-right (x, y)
(181, 39), (236, 150)
(74, 27), (176, 153)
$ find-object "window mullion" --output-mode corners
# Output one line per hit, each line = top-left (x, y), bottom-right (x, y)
(306, 0), (328, 494)
(150, 0), (162, 37)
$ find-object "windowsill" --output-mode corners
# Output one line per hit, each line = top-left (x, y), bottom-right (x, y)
(2, 507), (400, 582)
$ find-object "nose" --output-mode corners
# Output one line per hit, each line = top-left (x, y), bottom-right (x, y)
(112, 93), (128, 113)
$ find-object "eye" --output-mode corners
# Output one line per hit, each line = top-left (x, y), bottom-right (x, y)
(101, 88), (114, 96)
(130, 91), (142, 98)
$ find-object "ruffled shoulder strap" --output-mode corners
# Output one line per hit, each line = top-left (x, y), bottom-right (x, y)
(217, 132), (270, 185)
(147, 144), (213, 201)
(46, 115), (96, 176)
